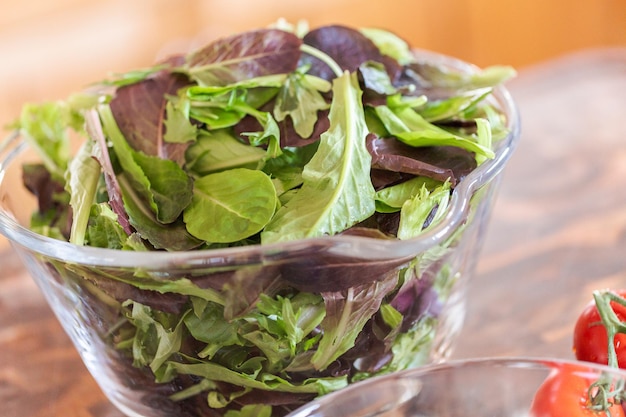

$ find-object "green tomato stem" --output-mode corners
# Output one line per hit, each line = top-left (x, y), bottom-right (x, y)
(592, 290), (626, 369)
(590, 290), (626, 409)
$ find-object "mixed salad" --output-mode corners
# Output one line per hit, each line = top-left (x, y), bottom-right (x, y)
(9, 21), (515, 417)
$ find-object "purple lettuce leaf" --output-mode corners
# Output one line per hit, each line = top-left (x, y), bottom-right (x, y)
(84, 109), (133, 235)
(185, 29), (302, 86)
(366, 135), (477, 186)
(301, 25), (402, 82)
(109, 62), (192, 166)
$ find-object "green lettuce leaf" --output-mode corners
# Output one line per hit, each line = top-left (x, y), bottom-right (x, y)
(397, 180), (451, 240)
(375, 102), (495, 161)
(65, 140), (101, 245)
(18, 102), (72, 180)
(262, 71), (375, 243)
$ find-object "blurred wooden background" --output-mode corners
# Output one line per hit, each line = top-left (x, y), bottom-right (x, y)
(0, 0), (625, 251)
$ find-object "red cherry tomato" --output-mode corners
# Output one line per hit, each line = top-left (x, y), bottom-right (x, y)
(573, 290), (626, 368)
(529, 363), (625, 417)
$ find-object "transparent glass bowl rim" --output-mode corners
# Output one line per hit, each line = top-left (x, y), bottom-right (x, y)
(0, 50), (521, 269)
(286, 356), (626, 417)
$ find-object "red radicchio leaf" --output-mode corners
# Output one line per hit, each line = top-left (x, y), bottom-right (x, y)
(185, 28), (303, 86)
(366, 135), (477, 186)
(301, 25), (403, 82)
(109, 58), (191, 166)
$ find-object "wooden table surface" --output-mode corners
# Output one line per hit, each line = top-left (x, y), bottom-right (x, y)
(1, 47), (625, 417)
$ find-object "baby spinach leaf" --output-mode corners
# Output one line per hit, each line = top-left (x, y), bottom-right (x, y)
(119, 174), (202, 251)
(100, 104), (193, 224)
(184, 168), (277, 243)
(131, 151), (193, 224)
(185, 29), (302, 86)
(262, 71), (375, 243)
(185, 130), (266, 176)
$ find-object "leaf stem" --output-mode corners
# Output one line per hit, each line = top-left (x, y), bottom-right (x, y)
(300, 44), (344, 79)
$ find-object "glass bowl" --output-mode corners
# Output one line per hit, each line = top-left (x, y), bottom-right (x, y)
(0, 50), (519, 417)
(286, 357), (626, 417)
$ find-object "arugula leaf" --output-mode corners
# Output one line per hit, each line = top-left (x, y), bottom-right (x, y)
(168, 360), (346, 394)
(123, 300), (188, 376)
(262, 71), (375, 243)
(255, 293), (325, 353)
(184, 168), (277, 243)
(312, 275), (398, 370)
(359, 61), (398, 95)
(184, 298), (243, 359)
(238, 107), (282, 160)
(163, 96), (197, 144)
(274, 70), (331, 138)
